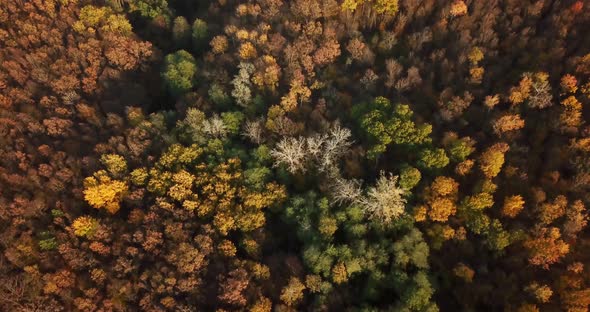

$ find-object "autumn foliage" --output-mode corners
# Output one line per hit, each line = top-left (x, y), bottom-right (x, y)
(2, 0), (590, 311)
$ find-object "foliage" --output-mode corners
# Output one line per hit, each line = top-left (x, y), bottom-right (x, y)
(83, 170), (128, 214)
(3, 0), (590, 311)
(128, 0), (170, 19)
(360, 173), (406, 223)
(72, 216), (99, 238)
(162, 50), (197, 96)
(353, 97), (432, 159)
(172, 16), (191, 48)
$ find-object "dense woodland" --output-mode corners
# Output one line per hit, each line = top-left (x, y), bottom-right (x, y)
(1, 0), (590, 311)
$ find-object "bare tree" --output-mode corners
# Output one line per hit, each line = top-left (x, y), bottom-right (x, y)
(528, 72), (553, 109)
(271, 124), (353, 174)
(358, 172), (406, 223)
(203, 114), (227, 138)
(318, 125), (353, 172)
(331, 176), (363, 205)
(271, 137), (308, 173)
(306, 135), (326, 159)
(242, 119), (264, 144)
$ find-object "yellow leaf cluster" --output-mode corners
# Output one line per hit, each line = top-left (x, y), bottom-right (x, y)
(468, 47), (484, 64)
(331, 262), (348, 284)
(218, 239), (237, 257)
(83, 170), (128, 214)
(280, 277), (306, 306)
(560, 74), (578, 94)
(210, 35), (229, 54)
(72, 216), (98, 238)
(426, 176), (459, 222)
(250, 297), (272, 312)
(502, 195), (525, 218)
(559, 96), (583, 129)
(509, 75), (533, 105)
(479, 143), (509, 179)
(73, 5), (131, 35)
(239, 42), (257, 60)
(450, 1), (468, 17)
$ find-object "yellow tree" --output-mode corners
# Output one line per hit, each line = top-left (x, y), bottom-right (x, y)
(83, 170), (128, 214)
(280, 277), (306, 306)
(426, 176), (459, 222)
(479, 143), (509, 179)
(72, 216), (99, 238)
(502, 195), (525, 218)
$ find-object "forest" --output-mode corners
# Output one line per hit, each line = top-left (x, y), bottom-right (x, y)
(1, 0), (590, 311)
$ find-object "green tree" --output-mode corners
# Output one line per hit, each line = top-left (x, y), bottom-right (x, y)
(446, 137), (475, 162)
(352, 97), (432, 159)
(162, 50), (197, 96)
(221, 111), (244, 136)
(399, 166), (421, 190)
(172, 16), (191, 49)
(128, 0), (170, 19)
(209, 83), (232, 108)
(418, 148), (450, 170)
(192, 18), (208, 51)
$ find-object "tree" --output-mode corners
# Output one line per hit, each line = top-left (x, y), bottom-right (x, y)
(524, 227), (569, 269)
(453, 263), (475, 283)
(192, 18), (208, 51)
(509, 74), (533, 106)
(342, 0), (399, 15)
(537, 195), (567, 225)
(399, 166), (421, 190)
(210, 35), (229, 54)
(162, 50), (197, 96)
(557, 96), (583, 133)
(374, 0), (399, 15)
(172, 16), (191, 48)
(72, 216), (99, 238)
(281, 277), (306, 306)
(445, 135), (475, 162)
(271, 125), (353, 174)
(100, 154), (128, 178)
(527, 72), (553, 109)
(232, 62), (254, 107)
(438, 90), (474, 121)
(449, 1), (468, 17)
(239, 42), (257, 60)
(83, 170), (128, 214)
(271, 137), (307, 173)
(353, 97), (432, 159)
(128, 0), (170, 19)
(478, 143), (509, 178)
(359, 172), (406, 223)
(418, 148), (450, 170)
(563, 200), (588, 238)
(492, 114), (525, 136)
(502, 195), (525, 218)
(525, 282), (553, 303)
(426, 176), (459, 222)
(560, 74), (578, 94)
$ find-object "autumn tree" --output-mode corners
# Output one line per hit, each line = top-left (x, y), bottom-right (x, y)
(524, 227), (570, 269)
(478, 143), (509, 179)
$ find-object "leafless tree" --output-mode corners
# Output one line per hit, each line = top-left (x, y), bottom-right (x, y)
(242, 119), (264, 144)
(331, 176), (363, 205)
(203, 114), (227, 138)
(271, 137), (308, 173)
(358, 172), (406, 223)
(271, 124), (353, 174)
(317, 124), (352, 172)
